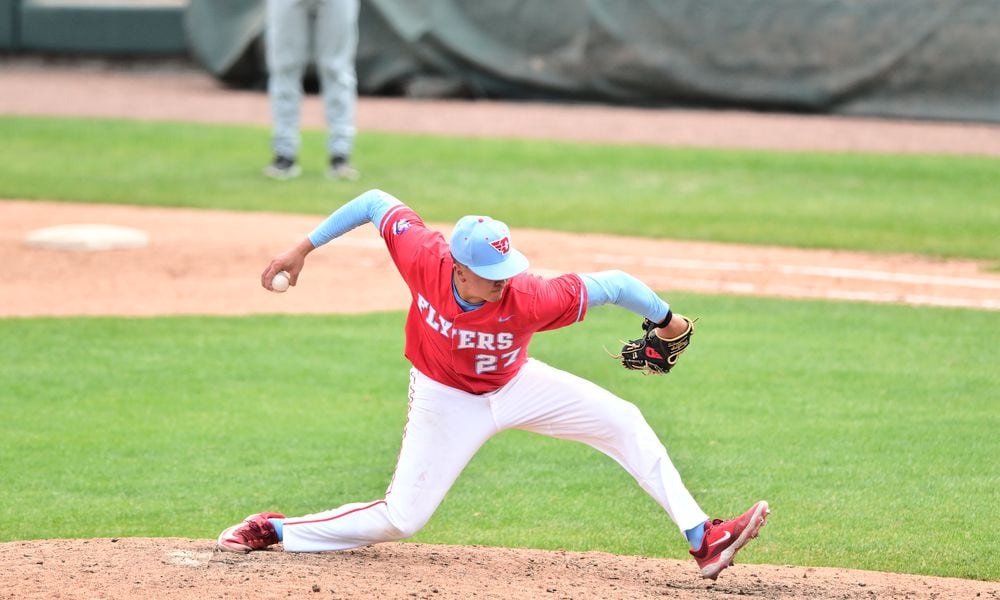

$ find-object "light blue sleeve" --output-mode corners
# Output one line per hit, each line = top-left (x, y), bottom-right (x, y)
(307, 189), (403, 248)
(581, 270), (670, 323)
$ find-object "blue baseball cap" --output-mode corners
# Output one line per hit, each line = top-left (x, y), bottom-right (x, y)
(450, 215), (530, 280)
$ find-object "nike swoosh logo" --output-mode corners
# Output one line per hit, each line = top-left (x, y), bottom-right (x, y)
(498, 315), (513, 322)
(708, 531), (732, 547)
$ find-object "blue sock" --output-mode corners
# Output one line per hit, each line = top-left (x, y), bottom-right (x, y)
(685, 521), (707, 550)
(269, 518), (284, 541)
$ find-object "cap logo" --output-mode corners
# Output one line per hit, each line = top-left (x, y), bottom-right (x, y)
(489, 236), (510, 255)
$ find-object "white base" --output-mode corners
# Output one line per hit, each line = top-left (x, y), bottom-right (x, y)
(25, 224), (149, 251)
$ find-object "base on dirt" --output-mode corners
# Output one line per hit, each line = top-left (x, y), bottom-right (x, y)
(25, 224), (149, 251)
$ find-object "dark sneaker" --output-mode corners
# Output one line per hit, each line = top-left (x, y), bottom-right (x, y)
(263, 156), (301, 180)
(217, 512), (285, 552)
(690, 500), (769, 579)
(327, 155), (359, 181)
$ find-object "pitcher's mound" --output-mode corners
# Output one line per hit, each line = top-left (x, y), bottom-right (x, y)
(25, 224), (149, 251)
(1, 538), (996, 599)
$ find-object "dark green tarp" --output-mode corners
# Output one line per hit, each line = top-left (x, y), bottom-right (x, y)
(185, 0), (1000, 123)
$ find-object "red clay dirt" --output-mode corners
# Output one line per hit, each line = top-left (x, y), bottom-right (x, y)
(3, 538), (999, 600)
(1, 60), (998, 599)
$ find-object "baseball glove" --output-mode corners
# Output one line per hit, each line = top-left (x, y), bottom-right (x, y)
(619, 313), (694, 374)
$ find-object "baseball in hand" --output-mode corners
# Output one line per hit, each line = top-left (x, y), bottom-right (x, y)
(271, 271), (290, 293)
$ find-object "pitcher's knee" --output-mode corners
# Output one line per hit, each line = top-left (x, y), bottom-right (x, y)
(608, 401), (646, 433)
(379, 523), (422, 541)
(384, 511), (430, 541)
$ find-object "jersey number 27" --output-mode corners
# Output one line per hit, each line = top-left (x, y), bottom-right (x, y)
(475, 348), (521, 374)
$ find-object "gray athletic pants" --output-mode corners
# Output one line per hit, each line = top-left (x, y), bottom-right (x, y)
(265, 0), (359, 160)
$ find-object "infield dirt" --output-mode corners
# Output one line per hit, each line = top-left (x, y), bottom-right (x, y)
(1, 59), (998, 599)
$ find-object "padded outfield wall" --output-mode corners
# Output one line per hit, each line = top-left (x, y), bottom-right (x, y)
(3, 0), (186, 54)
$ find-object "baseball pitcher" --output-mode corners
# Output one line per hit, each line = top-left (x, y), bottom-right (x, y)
(217, 189), (768, 580)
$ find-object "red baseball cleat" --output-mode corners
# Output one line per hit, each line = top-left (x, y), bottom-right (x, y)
(690, 500), (769, 580)
(217, 512), (285, 552)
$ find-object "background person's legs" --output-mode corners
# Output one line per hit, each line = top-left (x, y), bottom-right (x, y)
(315, 0), (359, 176)
(266, 0), (310, 164)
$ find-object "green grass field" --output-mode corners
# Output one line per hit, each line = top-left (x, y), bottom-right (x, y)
(1, 116), (998, 581)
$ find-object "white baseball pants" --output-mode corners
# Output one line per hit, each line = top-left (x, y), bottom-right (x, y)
(282, 358), (709, 552)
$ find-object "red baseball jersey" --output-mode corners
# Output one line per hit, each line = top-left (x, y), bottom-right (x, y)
(379, 205), (588, 394)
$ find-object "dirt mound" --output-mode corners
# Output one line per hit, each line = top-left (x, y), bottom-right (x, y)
(3, 538), (997, 600)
